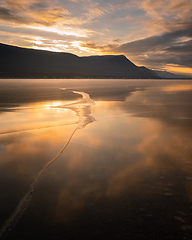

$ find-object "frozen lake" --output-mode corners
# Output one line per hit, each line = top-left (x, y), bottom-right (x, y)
(0, 79), (192, 240)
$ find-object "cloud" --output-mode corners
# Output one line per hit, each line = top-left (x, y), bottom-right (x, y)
(165, 39), (192, 53)
(30, 7), (70, 27)
(139, 0), (192, 33)
(80, 21), (192, 70)
(0, 0), (70, 26)
(83, 2), (109, 20)
(141, 0), (192, 17)
(2, 0), (30, 9)
(107, 0), (136, 11)
(29, 2), (49, 10)
(0, 0), (192, 74)
(117, 25), (192, 52)
(81, 26), (192, 54)
(0, 6), (31, 23)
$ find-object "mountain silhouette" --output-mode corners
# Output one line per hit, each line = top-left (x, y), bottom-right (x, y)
(0, 43), (159, 79)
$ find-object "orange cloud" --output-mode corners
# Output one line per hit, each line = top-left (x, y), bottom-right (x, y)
(165, 65), (192, 76)
(0, 0), (70, 26)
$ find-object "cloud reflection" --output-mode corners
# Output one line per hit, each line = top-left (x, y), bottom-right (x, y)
(30, 107), (192, 226)
(0, 88), (96, 238)
(31, 81), (192, 225)
(1, 80), (192, 238)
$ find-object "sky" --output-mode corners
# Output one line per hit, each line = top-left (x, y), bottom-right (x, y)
(0, 0), (192, 76)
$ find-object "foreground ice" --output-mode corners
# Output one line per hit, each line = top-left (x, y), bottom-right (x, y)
(0, 89), (95, 239)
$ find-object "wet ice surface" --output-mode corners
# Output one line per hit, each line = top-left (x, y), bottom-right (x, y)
(0, 89), (95, 239)
(0, 79), (192, 240)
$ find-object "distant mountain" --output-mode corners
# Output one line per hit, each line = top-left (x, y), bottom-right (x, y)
(0, 43), (159, 79)
(154, 70), (191, 79)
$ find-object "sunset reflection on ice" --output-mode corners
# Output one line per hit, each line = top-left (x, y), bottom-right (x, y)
(0, 79), (192, 240)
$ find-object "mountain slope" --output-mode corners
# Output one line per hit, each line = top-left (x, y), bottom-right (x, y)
(0, 43), (159, 79)
(154, 70), (191, 79)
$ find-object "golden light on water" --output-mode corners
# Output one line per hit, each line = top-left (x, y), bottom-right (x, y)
(1, 79), (192, 239)
(44, 101), (63, 109)
(164, 84), (192, 92)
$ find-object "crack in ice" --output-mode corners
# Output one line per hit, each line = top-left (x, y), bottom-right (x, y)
(0, 89), (95, 239)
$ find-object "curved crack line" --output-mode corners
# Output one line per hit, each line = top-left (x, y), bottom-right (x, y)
(0, 89), (96, 240)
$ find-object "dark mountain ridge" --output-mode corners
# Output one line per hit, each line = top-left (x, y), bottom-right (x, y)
(0, 43), (159, 79)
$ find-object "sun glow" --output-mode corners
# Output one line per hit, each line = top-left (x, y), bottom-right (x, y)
(165, 65), (192, 77)
(71, 41), (106, 55)
(44, 102), (63, 109)
(28, 24), (89, 37)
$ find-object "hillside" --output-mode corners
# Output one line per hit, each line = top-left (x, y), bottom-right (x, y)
(0, 43), (159, 79)
(154, 70), (191, 79)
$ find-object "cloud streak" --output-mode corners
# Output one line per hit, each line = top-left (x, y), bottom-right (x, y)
(0, 0), (70, 26)
(80, 17), (192, 72)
